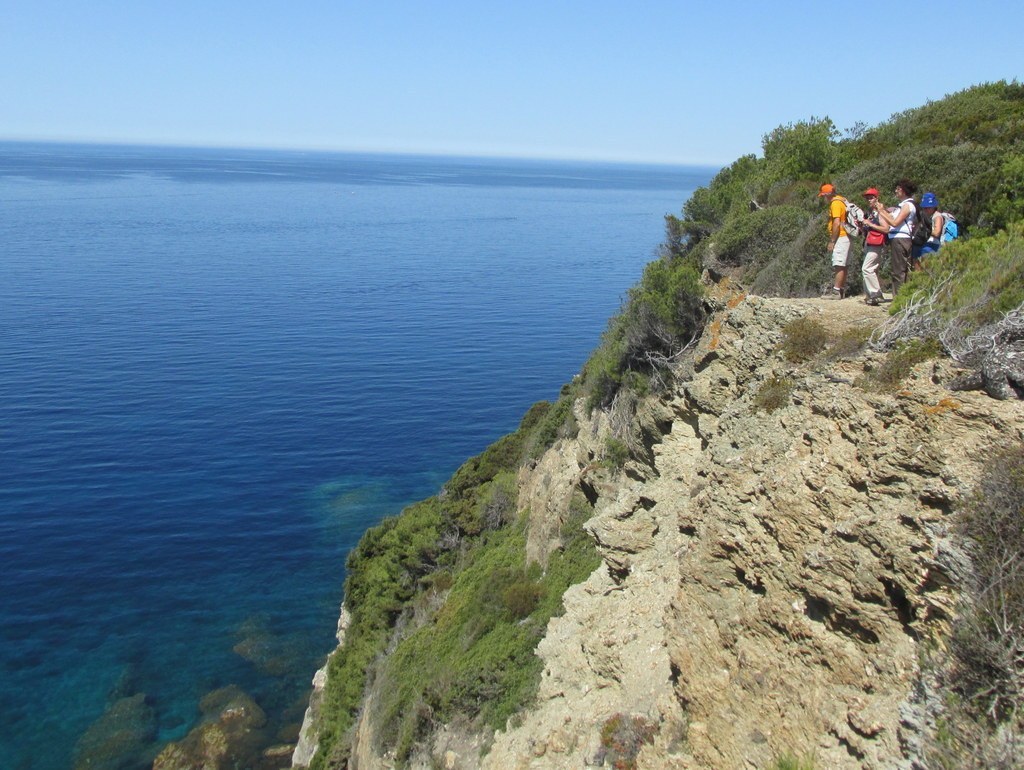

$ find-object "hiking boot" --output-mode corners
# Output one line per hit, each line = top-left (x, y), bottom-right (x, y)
(864, 295), (880, 306)
(823, 287), (843, 300)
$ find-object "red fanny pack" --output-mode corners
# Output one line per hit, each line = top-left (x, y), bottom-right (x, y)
(866, 229), (885, 246)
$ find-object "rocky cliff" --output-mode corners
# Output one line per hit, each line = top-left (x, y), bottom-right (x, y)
(296, 286), (1024, 770)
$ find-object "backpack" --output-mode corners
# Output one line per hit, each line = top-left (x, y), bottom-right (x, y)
(835, 195), (865, 237)
(911, 213), (932, 248)
(940, 212), (960, 242)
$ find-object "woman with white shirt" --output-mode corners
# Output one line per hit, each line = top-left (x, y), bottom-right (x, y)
(873, 179), (917, 294)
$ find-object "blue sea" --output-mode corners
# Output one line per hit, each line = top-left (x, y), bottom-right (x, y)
(0, 143), (713, 769)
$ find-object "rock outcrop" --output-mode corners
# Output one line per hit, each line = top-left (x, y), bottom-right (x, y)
(296, 292), (1024, 769)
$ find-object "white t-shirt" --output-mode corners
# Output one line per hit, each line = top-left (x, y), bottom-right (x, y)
(889, 198), (917, 239)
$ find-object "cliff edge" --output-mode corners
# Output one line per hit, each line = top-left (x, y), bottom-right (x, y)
(297, 288), (1024, 769)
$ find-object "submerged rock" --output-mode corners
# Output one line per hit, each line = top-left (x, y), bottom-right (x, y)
(72, 693), (157, 770)
(153, 685), (273, 770)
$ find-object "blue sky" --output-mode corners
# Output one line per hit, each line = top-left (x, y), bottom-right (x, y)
(3, 1), (1022, 165)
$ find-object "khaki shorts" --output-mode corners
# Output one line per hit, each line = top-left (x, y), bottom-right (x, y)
(831, 236), (851, 268)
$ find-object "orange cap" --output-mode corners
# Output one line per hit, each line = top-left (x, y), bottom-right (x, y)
(818, 183), (835, 197)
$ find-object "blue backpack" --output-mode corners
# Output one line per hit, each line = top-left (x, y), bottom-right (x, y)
(940, 212), (960, 242)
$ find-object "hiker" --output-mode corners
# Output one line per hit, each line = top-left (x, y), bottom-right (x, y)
(872, 179), (917, 293)
(913, 191), (944, 264)
(859, 187), (887, 305)
(818, 183), (851, 299)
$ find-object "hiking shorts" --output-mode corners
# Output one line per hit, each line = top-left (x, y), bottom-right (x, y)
(831, 236), (851, 268)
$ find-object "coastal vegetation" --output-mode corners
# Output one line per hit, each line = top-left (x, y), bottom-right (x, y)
(670, 80), (1024, 299)
(309, 404), (598, 768)
(307, 80), (1024, 768)
(928, 445), (1024, 767)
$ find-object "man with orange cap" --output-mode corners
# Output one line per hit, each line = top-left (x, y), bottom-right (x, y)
(818, 183), (850, 299)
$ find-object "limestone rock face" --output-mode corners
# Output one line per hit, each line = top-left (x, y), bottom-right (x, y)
(665, 298), (949, 769)
(484, 295), (1024, 770)
(292, 607), (351, 768)
(295, 294), (1024, 769)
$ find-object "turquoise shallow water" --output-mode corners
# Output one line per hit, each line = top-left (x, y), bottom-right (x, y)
(0, 143), (713, 768)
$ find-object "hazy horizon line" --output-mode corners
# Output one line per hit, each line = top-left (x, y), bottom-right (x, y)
(0, 136), (726, 171)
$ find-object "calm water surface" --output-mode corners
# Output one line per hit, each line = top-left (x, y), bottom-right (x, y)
(0, 143), (714, 768)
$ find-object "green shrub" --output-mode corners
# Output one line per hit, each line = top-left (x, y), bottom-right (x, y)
(890, 222), (1024, 332)
(582, 255), (705, 410)
(476, 471), (518, 531)
(780, 317), (829, 362)
(708, 206), (810, 274)
(501, 578), (542, 619)
(753, 376), (795, 413)
(984, 153), (1024, 232)
(367, 495), (601, 764)
(853, 81), (1024, 160)
(760, 117), (844, 189)
(604, 437), (630, 469)
(858, 338), (942, 392)
(678, 154), (761, 246)
(524, 393), (577, 459)
(952, 445), (1024, 721)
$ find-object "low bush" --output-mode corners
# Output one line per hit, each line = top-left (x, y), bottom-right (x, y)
(780, 317), (829, 362)
(852, 81), (1024, 161)
(984, 153), (1024, 233)
(748, 216), (835, 298)
(604, 437), (630, 469)
(598, 713), (657, 770)
(753, 376), (795, 413)
(759, 117), (846, 193)
(367, 496), (601, 764)
(523, 393), (578, 459)
(857, 338), (942, 392)
(581, 254), (706, 411)
(890, 222), (1024, 333)
(926, 443), (1024, 768)
(675, 154), (761, 248)
(707, 206), (810, 275)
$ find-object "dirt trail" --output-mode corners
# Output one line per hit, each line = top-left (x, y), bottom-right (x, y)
(783, 295), (890, 336)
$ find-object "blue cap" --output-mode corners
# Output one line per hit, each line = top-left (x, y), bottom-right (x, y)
(921, 192), (938, 208)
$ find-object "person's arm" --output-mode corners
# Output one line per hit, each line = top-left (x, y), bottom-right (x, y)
(830, 215), (843, 242)
(828, 206), (843, 249)
(876, 201), (911, 228)
(931, 213), (944, 240)
(862, 216), (887, 233)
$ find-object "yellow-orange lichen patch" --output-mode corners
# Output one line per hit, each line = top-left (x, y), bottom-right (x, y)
(726, 292), (748, 309)
(924, 397), (962, 416)
(707, 318), (723, 352)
